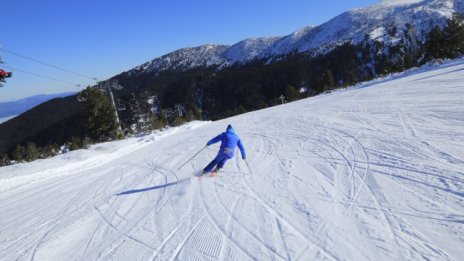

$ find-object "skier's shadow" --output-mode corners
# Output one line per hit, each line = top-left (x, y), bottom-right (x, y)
(116, 177), (191, 196)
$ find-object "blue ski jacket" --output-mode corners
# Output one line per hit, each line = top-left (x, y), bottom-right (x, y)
(207, 127), (246, 159)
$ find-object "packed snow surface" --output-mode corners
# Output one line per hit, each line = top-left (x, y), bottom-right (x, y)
(1, 59), (464, 260)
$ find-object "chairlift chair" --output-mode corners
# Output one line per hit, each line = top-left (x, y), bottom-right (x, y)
(0, 59), (13, 87)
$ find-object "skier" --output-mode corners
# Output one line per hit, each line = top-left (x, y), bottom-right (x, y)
(202, 124), (246, 176)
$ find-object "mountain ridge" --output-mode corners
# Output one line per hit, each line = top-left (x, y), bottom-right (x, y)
(0, 92), (75, 119)
(122, 0), (462, 75)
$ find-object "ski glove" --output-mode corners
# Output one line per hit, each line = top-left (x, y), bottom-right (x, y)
(242, 156), (246, 160)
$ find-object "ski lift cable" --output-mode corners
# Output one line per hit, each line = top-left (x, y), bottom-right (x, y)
(0, 47), (98, 81)
(4, 64), (81, 86)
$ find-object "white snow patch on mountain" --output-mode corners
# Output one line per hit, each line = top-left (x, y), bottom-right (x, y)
(223, 37), (281, 63)
(133, 45), (229, 73)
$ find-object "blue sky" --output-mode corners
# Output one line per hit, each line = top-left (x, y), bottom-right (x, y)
(0, 0), (379, 102)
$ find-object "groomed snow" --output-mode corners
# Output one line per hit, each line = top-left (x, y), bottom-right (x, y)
(1, 59), (463, 260)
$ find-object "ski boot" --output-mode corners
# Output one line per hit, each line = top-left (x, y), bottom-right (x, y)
(211, 167), (220, 177)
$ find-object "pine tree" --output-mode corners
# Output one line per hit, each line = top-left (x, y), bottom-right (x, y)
(25, 142), (39, 161)
(69, 137), (83, 150)
(187, 106), (202, 120)
(443, 13), (464, 58)
(174, 116), (186, 126)
(235, 105), (246, 115)
(346, 70), (358, 85)
(425, 26), (445, 60)
(424, 14), (464, 61)
(285, 85), (300, 102)
(320, 69), (335, 91)
(79, 87), (119, 142)
(12, 145), (26, 162)
(40, 144), (58, 158)
(149, 117), (167, 130)
(0, 153), (10, 166)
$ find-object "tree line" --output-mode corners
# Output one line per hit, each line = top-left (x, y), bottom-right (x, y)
(135, 13), (464, 121)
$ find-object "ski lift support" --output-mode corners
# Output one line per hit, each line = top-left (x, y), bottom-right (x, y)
(95, 80), (124, 134)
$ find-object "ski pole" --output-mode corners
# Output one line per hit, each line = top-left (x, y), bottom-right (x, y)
(244, 159), (254, 175)
(177, 145), (207, 170)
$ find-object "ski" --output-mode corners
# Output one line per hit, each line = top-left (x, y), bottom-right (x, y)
(195, 170), (218, 180)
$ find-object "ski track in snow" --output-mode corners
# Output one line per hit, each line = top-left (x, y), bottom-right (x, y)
(1, 59), (464, 260)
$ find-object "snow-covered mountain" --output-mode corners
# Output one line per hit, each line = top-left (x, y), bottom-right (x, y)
(1, 58), (463, 260)
(264, 0), (460, 56)
(126, 0), (463, 74)
(0, 92), (75, 121)
(222, 36), (281, 63)
(131, 45), (230, 75)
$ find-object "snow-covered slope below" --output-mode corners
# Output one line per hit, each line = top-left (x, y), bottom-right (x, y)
(1, 59), (463, 260)
(124, 0), (463, 73)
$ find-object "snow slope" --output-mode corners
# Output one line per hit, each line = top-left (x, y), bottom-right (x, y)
(1, 59), (464, 260)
